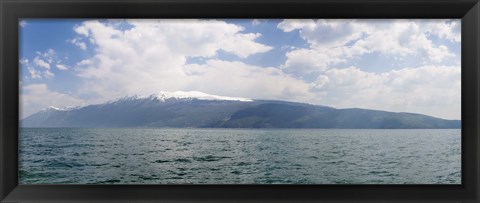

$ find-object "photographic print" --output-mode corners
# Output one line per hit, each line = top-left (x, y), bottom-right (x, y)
(19, 19), (461, 184)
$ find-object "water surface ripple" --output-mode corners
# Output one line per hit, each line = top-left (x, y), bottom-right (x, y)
(19, 128), (461, 184)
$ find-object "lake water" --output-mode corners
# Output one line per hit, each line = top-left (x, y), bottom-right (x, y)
(19, 128), (461, 184)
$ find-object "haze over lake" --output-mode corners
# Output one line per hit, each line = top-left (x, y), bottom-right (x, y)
(19, 128), (460, 184)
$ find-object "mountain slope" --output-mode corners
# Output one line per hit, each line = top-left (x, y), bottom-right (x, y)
(219, 104), (459, 129)
(21, 92), (460, 129)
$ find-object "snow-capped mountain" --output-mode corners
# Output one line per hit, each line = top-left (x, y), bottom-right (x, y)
(155, 91), (253, 102)
(42, 106), (81, 111)
(22, 91), (460, 129)
(101, 91), (253, 105)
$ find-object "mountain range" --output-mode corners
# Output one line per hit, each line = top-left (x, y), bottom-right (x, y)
(21, 91), (460, 129)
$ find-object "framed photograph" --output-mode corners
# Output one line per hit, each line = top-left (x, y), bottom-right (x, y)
(1, 0), (479, 202)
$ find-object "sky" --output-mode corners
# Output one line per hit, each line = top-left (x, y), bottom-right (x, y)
(19, 19), (461, 120)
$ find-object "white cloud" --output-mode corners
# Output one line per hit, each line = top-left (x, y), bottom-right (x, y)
(251, 19), (268, 26)
(426, 20), (461, 42)
(43, 70), (55, 78)
(183, 60), (314, 102)
(277, 19), (316, 32)
(20, 84), (85, 118)
(33, 57), (50, 69)
(75, 19), (272, 59)
(281, 48), (345, 73)
(41, 49), (57, 63)
(19, 58), (29, 64)
(76, 59), (91, 66)
(424, 45), (455, 63)
(74, 25), (89, 37)
(309, 65), (461, 119)
(20, 57), (44, 79)
(78, 42), (87, 50)
(22, 49), (70, 79)
(220, 32), (272, 58)
(56, 64), (68, 70)
(68, 38), (87, 50)
(27, 67), (41, 79)
(279, 19), (362, 48)
(70, 20), (276, 103)
(278, 19), (459, 72)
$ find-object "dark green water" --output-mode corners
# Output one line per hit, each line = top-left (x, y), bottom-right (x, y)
(19, 128), (461, 184)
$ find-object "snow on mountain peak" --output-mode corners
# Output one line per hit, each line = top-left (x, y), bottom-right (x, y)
(155, 91), (253, 102)
(44, 106), (80, 111)
(44, 91), (253, 112)
(47, 106), (61, 111)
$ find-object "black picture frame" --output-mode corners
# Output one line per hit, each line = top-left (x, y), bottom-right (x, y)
(1, 0), (479, 202)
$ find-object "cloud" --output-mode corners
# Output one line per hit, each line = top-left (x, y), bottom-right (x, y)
(281, 48), (346, 73)
(33, 57), (50, 69)
(278, 19), (362, 48)
(309, 65), (461, 119)
(75, 19), (272, 59)
(19, 58), (29, 64)
(183, 60), (314, 101)
(278, 19), (459, 72)
(74, 25), (89, 37)
(426, 20), (461, 42)
(43, 70), (55, 78)
(277, 19), (316, 32)
(20, 57), (44, 79)
(56, 64), (68, 70)
(27, 67), (42, 79)
(70, 20), (275, 103)
(251, 19), (268, 26)
(20, 83), (85, 118)
(41, 49), (57, 63)
(22, 49), (70, 79)
(67, 38), (87, 50)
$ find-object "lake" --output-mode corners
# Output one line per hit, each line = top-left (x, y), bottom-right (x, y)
(19, 128), (461, 184)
